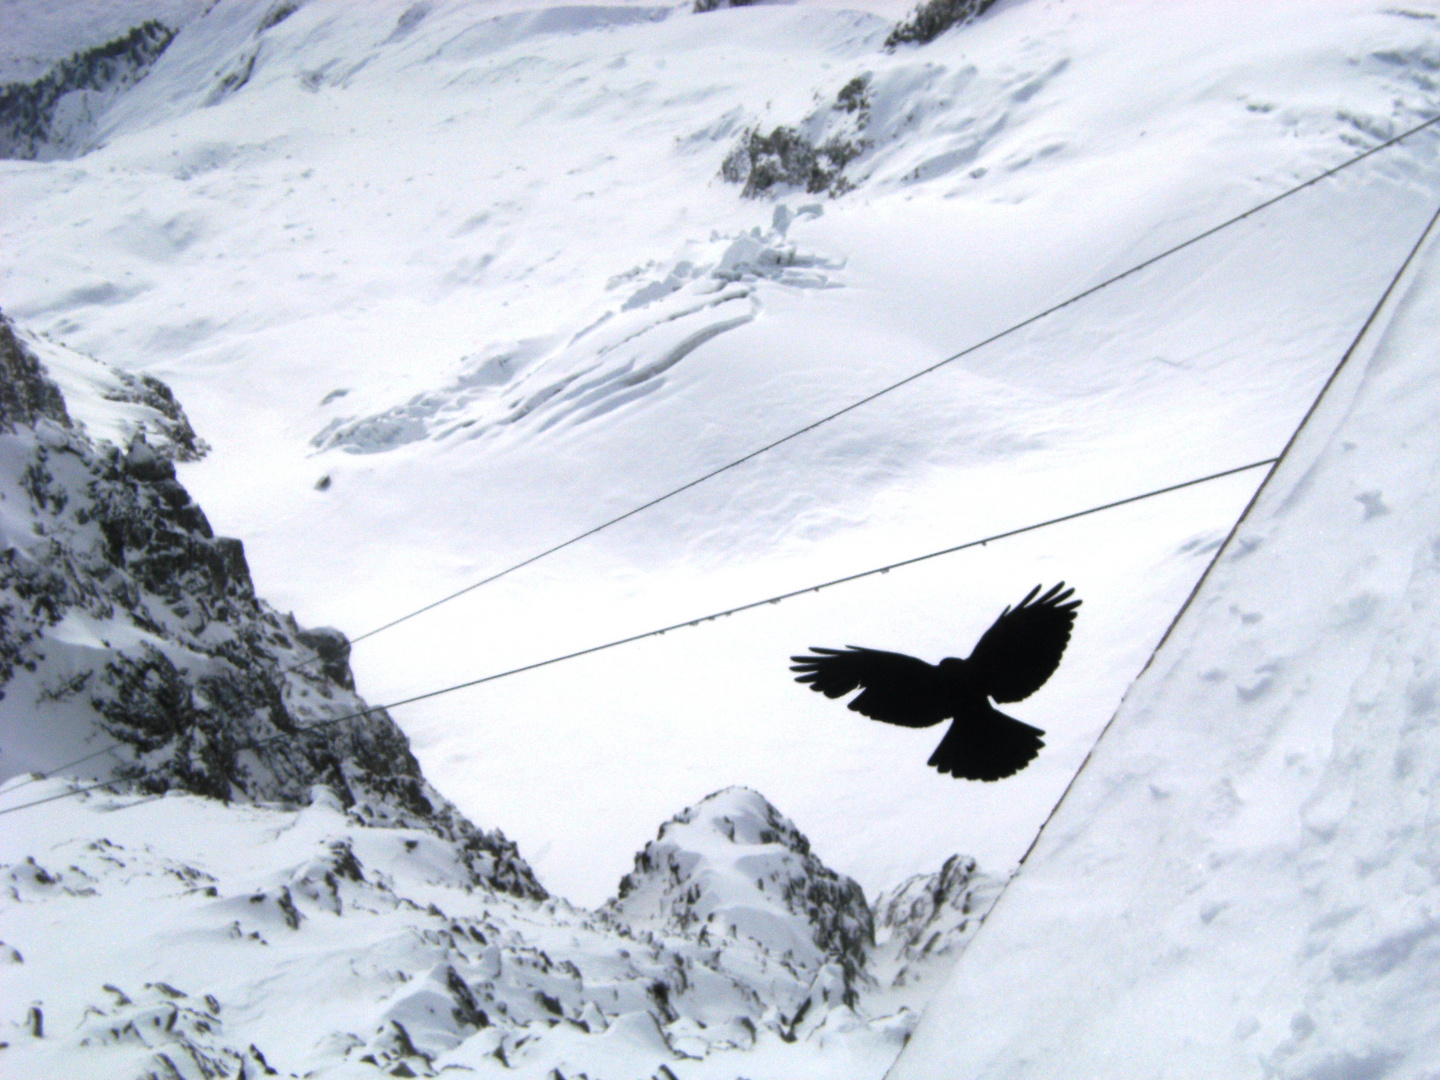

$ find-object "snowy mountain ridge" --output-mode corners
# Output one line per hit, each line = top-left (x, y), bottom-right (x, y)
(0, 311), (544, 899)
(5, 2), (1436, 916)
(2, 774), (990, 1079)
(605, 787), (873, 997)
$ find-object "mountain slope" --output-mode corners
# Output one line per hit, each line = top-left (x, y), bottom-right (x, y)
(0, 326), (999, 1077)
(4, 0), (1440, 1050)
(3, 0), (1428, 906)
(0, 311), (543, 899)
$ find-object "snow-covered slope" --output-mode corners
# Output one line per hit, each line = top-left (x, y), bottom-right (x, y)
(887, 173), (1440, 1080)
(0, 312), (542, 899)
(1, 775), (983, 1078)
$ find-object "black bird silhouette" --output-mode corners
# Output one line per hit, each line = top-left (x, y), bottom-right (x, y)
(790, 583), (1080, 781)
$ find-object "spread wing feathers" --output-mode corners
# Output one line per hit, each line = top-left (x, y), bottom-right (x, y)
(789, 646), (949, 728)
(927, 705), (1046, 782)
(966, 582), (1081, 704)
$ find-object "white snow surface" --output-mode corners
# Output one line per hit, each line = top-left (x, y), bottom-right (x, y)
(888, 165), (1440, 1079)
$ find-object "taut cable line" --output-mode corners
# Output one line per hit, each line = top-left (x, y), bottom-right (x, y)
(279, 111), (1440, 673)
(0, 456), (1275, 818)
(8, 115), (1438, 812)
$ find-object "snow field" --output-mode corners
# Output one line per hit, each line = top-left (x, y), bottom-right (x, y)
(4, 0), (1439, 905)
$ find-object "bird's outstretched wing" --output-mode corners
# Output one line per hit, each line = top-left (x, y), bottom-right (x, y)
(966, 582), (1081, 704)
(789, 646), (948, 728)
(927, 704), (1046, 781)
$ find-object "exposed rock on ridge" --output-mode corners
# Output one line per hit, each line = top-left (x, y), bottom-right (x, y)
(0, 21), (175, 160)
(0, 312), (542, 900)
(871, 854), (1004, 1000)
(606, 786), (874, 996)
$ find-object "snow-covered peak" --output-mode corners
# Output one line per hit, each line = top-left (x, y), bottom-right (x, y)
(1, 771), (975, 1078)
(870, 853), (1003, 1009)
(607, 786), (873, 986)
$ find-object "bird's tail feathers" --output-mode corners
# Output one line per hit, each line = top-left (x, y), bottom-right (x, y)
(927, 704), (1045, 782)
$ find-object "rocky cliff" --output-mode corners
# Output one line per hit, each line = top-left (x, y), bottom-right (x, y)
(0, 311), (542, 899)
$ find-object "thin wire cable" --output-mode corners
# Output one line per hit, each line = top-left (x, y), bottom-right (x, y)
(5, 744), (121, 792)
(0, 455), (1275, 818)
(281, 109), (1440, 672)
(8, 113), (1436, 815)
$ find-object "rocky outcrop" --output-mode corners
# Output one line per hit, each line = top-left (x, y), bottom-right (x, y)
(0, 313), (543, 900)
(0, 317), (69, 430)
(0, 22), (175, 160)
(871, 853), (1004, 995)
(885, 0), (998, 49)
(721, 76), (871, 198)
(606, 787), (873, 994)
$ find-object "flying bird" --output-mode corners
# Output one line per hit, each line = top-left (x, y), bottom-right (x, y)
(790, 583), (1080, 781)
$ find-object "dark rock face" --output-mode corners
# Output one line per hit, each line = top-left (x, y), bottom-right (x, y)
(0, 314), (544, 900)
(720, 77), (870, 199)
(885, 0), (998, 49)
(102, 371), (210, 462)
(722, 125), (866, 198)
(0, 317), (69, 430)
(0, 22), (176, 160)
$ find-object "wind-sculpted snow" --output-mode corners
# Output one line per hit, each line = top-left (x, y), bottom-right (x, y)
(7, 3), (1440, 1073)
(312, 221), (841, 453)
(887, 180), (1440, 1080)
(0, 314), (544, 900)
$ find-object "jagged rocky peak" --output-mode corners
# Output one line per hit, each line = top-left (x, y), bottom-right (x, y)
(606, 786), (874, 986)
(0, 315), (69, 430)
(871, 853), (1004, 995)
(0, 312), (544, 900)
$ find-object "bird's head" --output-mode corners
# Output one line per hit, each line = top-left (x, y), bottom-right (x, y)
(936, 656), (969, 688)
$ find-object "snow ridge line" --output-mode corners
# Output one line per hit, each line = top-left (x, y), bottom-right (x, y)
(1021, 192), (1440, 869)
(284, 110), (1440, 676)
(875, 191), (1440, 1076)
(1, 456), (1276, 818)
